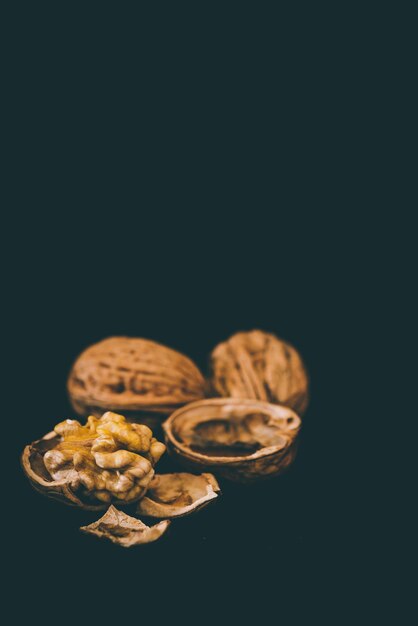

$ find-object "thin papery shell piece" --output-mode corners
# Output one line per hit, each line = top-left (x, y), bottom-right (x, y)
(80, 505), (170, 547)
(136, 472), (220, 518)
(163, 398), (301, 483)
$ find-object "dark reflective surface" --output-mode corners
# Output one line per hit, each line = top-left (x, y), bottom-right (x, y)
(11, 248), (353, 618)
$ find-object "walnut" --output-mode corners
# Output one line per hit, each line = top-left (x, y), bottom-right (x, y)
(163, 398), (301, 483)
(136, 472), (220, 518)
(209, 330), (309, 415)
(80, 506), (170, 547)
(21, 411), (166, 509)
(67, 337), (206, 427)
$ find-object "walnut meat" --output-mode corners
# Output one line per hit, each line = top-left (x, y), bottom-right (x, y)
(209, 330), (309, 415)
(21, 411), (166, 509)
(67, 337), (206, 426)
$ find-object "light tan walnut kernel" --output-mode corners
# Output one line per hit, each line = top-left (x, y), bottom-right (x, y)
(23, 411), (166, 509)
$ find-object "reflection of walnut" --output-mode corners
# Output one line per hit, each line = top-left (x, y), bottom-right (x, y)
(209, 330), (309, 415)
(67, 337), (206, 424)
(23, 411), (166, 508)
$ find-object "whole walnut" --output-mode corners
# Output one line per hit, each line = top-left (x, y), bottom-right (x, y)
(67, 337), (206, 427)
(209, 330), (309, 415)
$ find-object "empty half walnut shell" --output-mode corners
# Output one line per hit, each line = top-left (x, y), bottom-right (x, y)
(136, 472), (220, 518)
(21, 412), (166, 510)
(80, 506), (170, 547)
(67, 337), (206, 427)
(209, 330), (309, 415)
(163, 398), (301, 483)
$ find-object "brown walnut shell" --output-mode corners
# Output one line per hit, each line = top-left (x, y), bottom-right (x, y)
(80, 506), (170, 547)
(136, 472), (220, 518)
(21, 431), (104, 511)
(67, 337), (206, 426)
(163, 398), (301, 483)
(209, 330), (309, 415)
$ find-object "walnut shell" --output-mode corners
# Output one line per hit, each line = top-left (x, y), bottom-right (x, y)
(80, 506), (170, 547)
(163, 398), (301, 483)
(21, 430), (105, 510)
(136, 472), (220, 518)
(67, 337), (206, 426)
(209, 330), (309, 415)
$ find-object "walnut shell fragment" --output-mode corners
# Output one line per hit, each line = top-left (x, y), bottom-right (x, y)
(209, 330), (309, 415)
(67, 336), (206, 427)
(136, 472), (220, 518)
(21, 412), (166, 509)
(163, 398), (301, 483)
(80, 505), (170, 547)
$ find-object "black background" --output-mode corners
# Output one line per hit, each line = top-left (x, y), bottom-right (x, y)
(3, 5), (399, 623)
(10, 224), (364, 621)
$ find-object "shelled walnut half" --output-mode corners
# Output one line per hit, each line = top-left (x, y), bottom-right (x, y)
(21, 411), (166, 510)
(209, 330), (309, 415)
